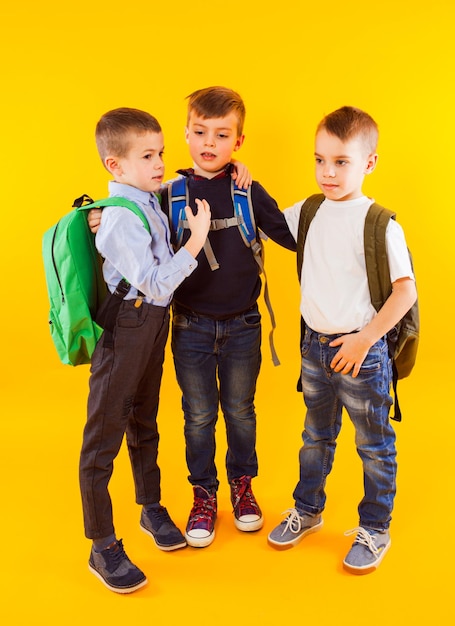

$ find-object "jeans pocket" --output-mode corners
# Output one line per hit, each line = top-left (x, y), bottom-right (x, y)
(301, 327), (312, 357)
(242, 308), (261, 327)
(172, 312), (191, 329)
(358, 342), (384, 375)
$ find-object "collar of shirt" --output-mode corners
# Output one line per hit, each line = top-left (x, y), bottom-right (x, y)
(176, 162), (234, 181)
(108, 180), (160, 210)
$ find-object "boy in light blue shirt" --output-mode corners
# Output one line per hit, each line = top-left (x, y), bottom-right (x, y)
(79, 107), (211, 593)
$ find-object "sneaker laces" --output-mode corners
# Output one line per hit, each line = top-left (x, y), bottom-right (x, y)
(188, 494), (216, 524)
(231, 476), (259, 513)
(344, 527), (380, 556)
(279, 508), (304, 536)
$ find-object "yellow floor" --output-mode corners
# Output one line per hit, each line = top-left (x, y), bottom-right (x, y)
(1, 345), (451, 625)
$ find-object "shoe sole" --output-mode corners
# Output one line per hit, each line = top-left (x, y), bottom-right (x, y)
(268, 519), (324, 548)
(342, 539), (391, 574)
(234, 516), (264, 532)
(88, 564), (147, 594)
(185, 530), (215, 548)
(140, 521), (187, 551)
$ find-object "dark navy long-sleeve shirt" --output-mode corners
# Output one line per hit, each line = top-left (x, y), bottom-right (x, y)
(161, 168), (296, 318)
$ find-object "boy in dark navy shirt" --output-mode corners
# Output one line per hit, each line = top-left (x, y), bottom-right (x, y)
(161, 87), (295, 547)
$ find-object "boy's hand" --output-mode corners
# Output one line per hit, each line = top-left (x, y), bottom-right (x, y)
(231, 160), (252, 189)
(184, 198), (211, 258)
(330, 278), (417, 378)
(88, 208), (103, 234)
(329, 332), (372, 378)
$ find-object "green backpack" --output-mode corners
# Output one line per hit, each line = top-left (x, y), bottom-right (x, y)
(296, 194), (419, 421)
(42, 194), (150, 366)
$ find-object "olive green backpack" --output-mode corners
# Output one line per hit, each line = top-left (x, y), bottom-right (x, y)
(296, 194), (419, 421)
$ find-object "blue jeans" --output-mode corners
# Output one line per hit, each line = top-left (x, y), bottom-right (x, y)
(171, 305), (262, 492)
(293, 326), (396, 531)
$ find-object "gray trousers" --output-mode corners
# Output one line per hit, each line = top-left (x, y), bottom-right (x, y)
(79, 299), (169, 539)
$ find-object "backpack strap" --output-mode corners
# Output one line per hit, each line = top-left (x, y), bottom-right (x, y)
(74, 195), (151, 311)
(295, 194), (325, 390)
(233, 185), (260, 251)
(364, 203), (395, 312)
(232, 182), (280, 366)
(75, 195), (151, 233)
(364, 202), (404, 421)
(167, 177), (220, 271)
(166, 177), (188, 248)
(296, 194), (325, 280)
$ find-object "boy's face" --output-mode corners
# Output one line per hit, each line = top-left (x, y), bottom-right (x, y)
(185, 111), (244, 178)
(314, 129), (377, 201)
(106, 130), (165, 193)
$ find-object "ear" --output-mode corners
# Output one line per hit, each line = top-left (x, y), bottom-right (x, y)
(184, 127), (189, 143)
(105, 156), (122, 176)
(365, 153), (378, 174)
(233, 134), (245, 152)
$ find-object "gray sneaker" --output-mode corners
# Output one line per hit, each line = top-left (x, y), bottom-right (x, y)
(343, 527), (391, 573)
(268, 508), (323, 547)
(140, 505), (187, 551)
(88, 539), (147, 594)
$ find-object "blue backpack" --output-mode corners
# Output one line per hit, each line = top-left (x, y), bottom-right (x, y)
(167, 177), (280, 365)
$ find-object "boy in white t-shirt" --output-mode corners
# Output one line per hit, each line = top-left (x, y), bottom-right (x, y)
(268, 106), (417, 574)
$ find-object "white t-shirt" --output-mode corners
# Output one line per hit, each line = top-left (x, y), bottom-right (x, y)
(284, 196), (415, 334)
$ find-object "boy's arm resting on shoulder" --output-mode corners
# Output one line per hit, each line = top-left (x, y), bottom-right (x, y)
(330, 277), (417, 378)
(230, 160), (252, 189)
(252, 183), (296, 251)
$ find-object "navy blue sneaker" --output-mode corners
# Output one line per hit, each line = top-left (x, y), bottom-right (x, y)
(88, 539), (147, 594)
(140, 505), (187, 551)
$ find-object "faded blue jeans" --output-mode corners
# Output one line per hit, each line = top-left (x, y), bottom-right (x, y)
(293, 325), (396, 531)
(171, 305), (262, 492)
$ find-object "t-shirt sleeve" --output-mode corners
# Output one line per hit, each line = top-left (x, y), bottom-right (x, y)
(386, 219), (415, 283)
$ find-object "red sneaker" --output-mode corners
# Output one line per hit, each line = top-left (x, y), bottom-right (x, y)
(230, 475), (263, 532)
(185, 486), (217, 548)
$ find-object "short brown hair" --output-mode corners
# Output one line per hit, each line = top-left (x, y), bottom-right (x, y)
(95, 107), (162, 163)
(186, 86), (246, 136)
(317, 106), (379, 154)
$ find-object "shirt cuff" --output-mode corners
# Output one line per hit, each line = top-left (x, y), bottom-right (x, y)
(173, 246), (198, 276)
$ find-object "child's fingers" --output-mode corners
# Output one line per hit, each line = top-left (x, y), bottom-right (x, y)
(193, 198), (211, 216)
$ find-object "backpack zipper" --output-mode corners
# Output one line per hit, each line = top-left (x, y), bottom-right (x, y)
(51, 220), (65, 304)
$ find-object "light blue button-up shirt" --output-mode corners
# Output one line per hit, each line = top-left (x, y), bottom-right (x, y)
(95, 181), (197, 306)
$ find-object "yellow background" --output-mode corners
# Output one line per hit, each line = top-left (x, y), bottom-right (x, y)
(1, 1), (454, 623)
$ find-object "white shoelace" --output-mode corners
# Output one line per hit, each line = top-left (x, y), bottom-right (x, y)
(344, 527), (380, 555)
(280, 508), (304, 536)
